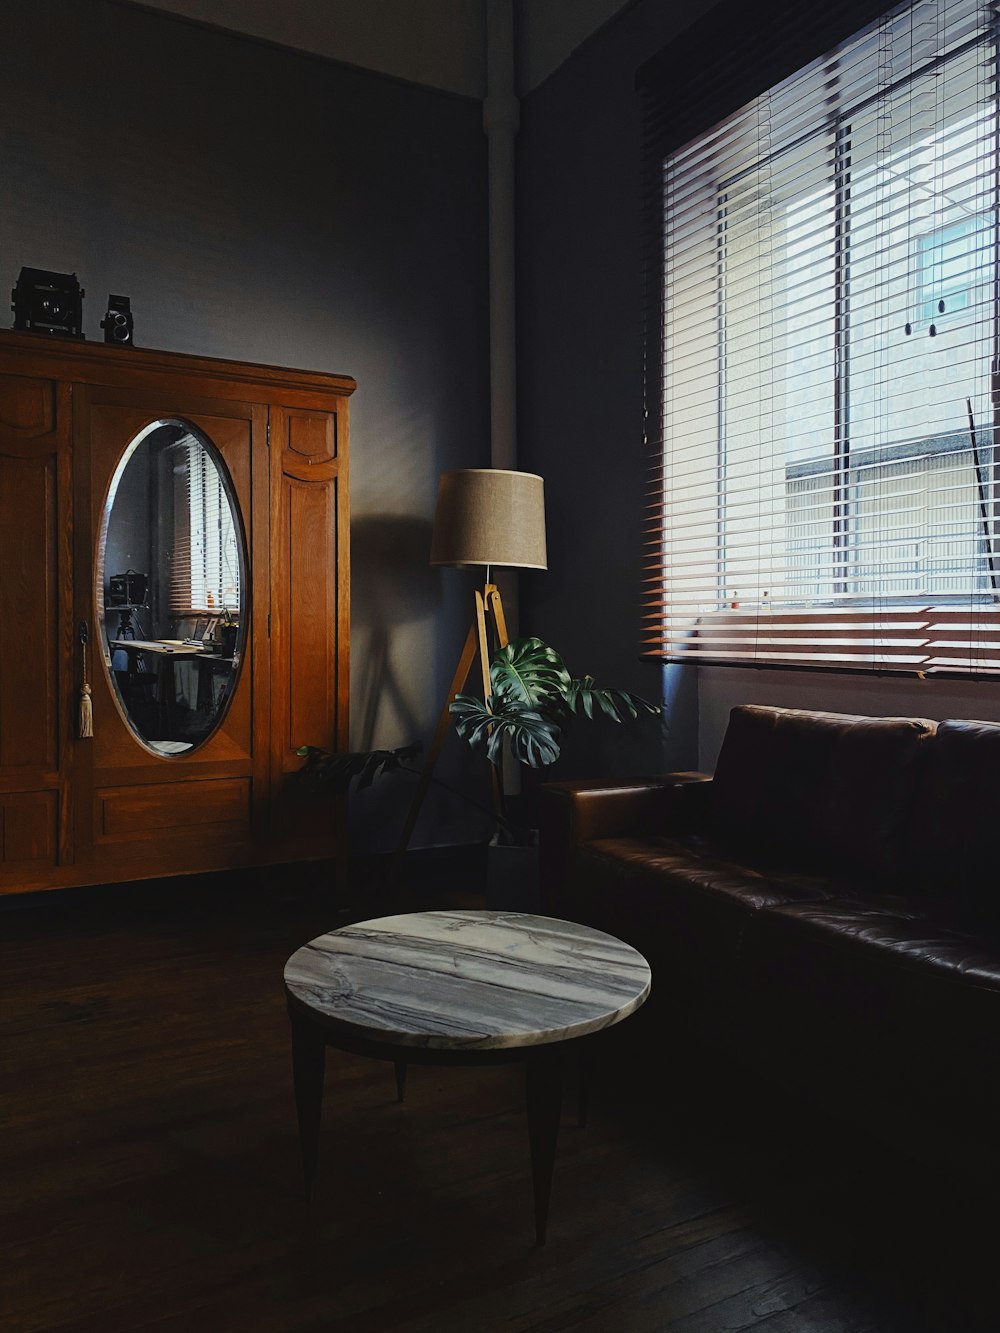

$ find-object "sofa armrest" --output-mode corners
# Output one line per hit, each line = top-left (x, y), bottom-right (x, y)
(538, 773), (712, 918)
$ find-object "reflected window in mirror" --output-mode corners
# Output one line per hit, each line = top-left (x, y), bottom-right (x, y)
(97, 419), (247, 756)
(170, 435), (241, 623)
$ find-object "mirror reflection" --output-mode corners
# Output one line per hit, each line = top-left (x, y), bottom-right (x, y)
(98, 419), (246, 755)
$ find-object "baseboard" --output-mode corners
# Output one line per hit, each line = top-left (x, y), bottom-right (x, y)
(0, 842), (491, 920)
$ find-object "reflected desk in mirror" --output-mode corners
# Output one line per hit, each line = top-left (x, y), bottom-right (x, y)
(108, 638), (237, 748)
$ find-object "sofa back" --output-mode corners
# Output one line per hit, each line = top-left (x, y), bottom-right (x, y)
(901, 718), (1000, 928)
(711, 704), (936, 881)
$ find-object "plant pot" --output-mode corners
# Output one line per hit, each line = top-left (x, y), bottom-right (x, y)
(485, 833), (540, 913)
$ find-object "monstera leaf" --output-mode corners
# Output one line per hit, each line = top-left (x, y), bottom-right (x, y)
(450, 635), (660, 774)
(564, 675), (659, 724)
(450, 693), (563, 768)
(296, 742), (421, 791)
(488, 637), (571, 707)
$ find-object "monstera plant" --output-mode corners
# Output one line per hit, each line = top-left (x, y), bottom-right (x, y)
(295, 639), (657, 908)
(449, 637), (658, 907)
(295, 742), (422, 792)
(450, 636), (659, 776)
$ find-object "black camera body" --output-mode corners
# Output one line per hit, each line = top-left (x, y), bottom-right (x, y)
(107, 571), (148, 608)
(101, 294), (134, 346)
(11, 267), (85, 338)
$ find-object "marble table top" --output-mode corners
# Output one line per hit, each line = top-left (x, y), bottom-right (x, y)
(284, 910), (651, 1051)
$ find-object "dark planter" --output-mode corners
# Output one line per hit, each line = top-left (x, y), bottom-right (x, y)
(485, 834), (540, 913)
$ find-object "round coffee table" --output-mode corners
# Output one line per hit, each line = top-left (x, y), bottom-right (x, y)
(283, 909), (651, 1245)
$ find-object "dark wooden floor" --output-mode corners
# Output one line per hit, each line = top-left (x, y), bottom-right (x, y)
(2, 854), (997, 1332)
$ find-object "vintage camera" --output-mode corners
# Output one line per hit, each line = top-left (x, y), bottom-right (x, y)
(11, 267), (85, 338)
(107, 571), (148, 608)
(101, 294), (134, 346)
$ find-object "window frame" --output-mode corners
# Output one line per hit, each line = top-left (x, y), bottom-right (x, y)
(640, 0), (1000, 677)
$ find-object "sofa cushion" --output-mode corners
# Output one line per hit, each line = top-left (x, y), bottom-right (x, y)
(585, 833), (836, 909)
(568, 834), (840, 997)
(902, 718), (1000, 934)
(710, 704), (935, 884)
(752, 900), (1000, 989)
(745, 900), (1000, 1139)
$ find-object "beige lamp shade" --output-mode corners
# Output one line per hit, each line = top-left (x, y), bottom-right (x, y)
(430, 468), (547, 570)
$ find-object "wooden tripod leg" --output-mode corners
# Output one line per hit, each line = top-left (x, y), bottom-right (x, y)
(389, 623), (480, 881)
(389, 584), (511, 886)
(485, 584), (509, 649)
(475, 589), (492, 700)
(477, 587), (506, 818)
(484, 584), (509, 814)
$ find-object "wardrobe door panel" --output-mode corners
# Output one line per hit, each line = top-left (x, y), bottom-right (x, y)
(84, 395), (258, 774)
(0, 372), (73, 887)
(0, 790), (58, 869)
(0, 446), (59, 770)
(270, 401), (349, 848)
(284, 478), (337, 761)
(78, 385), (270, 876)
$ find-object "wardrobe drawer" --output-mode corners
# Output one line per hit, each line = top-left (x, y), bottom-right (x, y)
(96, 778), (251, 840)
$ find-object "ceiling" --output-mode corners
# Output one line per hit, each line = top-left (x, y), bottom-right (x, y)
(131, 0), (633, 98)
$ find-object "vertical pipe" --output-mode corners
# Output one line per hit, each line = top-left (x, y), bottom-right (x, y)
(484, 0), (520, 474)
(484, 2), (521, 797)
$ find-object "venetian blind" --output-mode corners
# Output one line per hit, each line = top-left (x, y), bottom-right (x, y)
(641, 0), (1000, 675)
(168, 435), (241, 615)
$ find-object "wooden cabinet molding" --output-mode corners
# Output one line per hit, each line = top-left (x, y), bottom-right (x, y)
(0, 331), (353, 895)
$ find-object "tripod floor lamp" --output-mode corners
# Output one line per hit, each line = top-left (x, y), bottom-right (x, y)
(393, 468), (547, 864)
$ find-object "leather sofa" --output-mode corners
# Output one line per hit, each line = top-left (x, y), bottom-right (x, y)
(539, 704), (1000, 1172)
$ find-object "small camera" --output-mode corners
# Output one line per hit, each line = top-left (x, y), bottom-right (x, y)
(11, 267), (85, 338)
(101, 294), (133, 345)
(107, 571), (148, 607)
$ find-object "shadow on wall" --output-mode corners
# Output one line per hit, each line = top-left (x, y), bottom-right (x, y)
(349, 512), (496, 855)
(351, 513), (441, 752)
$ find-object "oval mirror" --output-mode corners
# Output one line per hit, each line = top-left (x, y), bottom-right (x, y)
(97, 419), (247, 756)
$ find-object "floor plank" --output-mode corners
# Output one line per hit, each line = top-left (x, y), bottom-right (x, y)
(1, 862), (996, 1332)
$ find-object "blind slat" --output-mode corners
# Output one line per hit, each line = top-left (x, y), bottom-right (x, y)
(169, 435), (241, 616)
(642, 0), (1000, 676)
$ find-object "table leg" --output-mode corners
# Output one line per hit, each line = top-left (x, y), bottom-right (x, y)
(159, 657), (174, 737)
(394, 1061), (407, 1103)
(525, 1051), (564, 1247)
(577, 1044), (590, 1129)
(289, 1007), (326, 1201)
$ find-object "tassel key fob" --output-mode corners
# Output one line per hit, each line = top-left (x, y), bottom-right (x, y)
(78, 620), (94, 739)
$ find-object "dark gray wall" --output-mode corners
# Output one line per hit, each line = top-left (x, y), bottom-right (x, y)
(0, 0), (493, 850)
(516, 0), (715, 777)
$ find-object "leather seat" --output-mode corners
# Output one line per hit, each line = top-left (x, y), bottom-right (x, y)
(539, 705), (1000, 1175)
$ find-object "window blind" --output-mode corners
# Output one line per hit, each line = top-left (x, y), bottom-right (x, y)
(168, 437), (193, 615)
(168, 434), (241, 616)
(641, 0), (1000, 676)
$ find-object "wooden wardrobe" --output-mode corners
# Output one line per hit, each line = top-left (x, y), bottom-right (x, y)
(0, 331), (353, 895)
